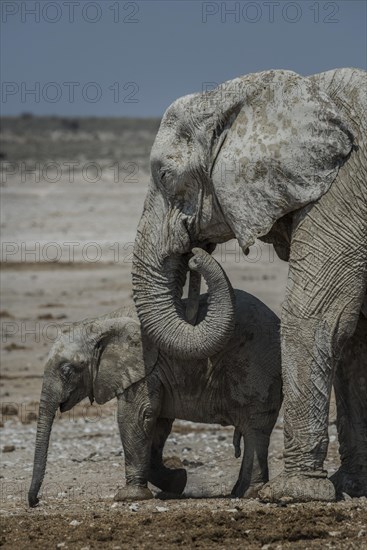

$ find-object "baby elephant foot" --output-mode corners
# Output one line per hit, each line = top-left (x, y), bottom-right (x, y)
(149, 467), (187, 494)
(330, 469), (367, 498)
(259, 473), (336, 503)
(114, 485), (154, 502)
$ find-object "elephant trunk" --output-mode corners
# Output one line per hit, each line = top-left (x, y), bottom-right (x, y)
(132, 201), (235, 358)
(186, 270), (202, 325)
(28, 388), (59, 507)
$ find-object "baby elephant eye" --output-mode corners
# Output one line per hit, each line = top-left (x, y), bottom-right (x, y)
(60, 363), (74, 379)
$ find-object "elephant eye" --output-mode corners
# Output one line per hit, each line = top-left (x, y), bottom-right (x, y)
(159, 170), (167, 183)
(60, 363), (76, 379)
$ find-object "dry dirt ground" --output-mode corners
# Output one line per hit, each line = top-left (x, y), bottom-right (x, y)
(1, 118), (366, 549)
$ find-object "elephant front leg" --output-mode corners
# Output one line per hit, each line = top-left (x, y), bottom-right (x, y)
(331, 312), (367, 497)
(114, 385), (159, 502)
(260, 169), (367, 503)
(149, 418), (187, 495)
(260, 313), (339, 503)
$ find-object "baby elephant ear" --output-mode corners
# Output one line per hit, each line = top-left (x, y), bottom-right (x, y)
(93, 319), (159, 404)
(211, 70), (355, 250)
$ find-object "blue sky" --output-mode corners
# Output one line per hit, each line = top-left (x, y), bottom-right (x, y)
(1, 0), (366, 117)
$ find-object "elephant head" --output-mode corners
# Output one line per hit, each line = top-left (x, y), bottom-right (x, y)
(27, 312), (158, 508)
(132, 69), (354, 358)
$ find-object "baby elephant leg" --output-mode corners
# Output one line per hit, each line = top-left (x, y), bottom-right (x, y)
(149, 418), (187, 495)
(231, 428), (270, 498)
(114, 384), (159, 502)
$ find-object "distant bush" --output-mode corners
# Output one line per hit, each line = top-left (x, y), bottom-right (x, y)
(0, 116), (161, 165)
(61, 118), (80, 132)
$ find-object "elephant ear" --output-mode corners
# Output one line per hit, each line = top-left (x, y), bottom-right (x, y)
(209, 70), (355, 250)
(93, 318), (158, 404)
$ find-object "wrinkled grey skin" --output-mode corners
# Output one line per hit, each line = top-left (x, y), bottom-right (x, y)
(28, 280), (281, 505)
(132, 68), (367, 502)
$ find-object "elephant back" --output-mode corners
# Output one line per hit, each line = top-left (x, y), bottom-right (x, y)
(310, 68), (367, 142)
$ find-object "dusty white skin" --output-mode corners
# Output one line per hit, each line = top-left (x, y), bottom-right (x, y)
(132, 68), (367, 502)
(28, 258), (281, 505)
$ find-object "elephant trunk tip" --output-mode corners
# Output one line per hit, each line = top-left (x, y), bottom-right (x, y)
(188, 247), (208, 271)
(28, 490), (39, 508)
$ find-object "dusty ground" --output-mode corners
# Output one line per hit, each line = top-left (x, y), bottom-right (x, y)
(1, 117), (366, 548)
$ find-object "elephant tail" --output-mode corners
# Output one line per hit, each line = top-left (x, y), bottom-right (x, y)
(233, 427), (242, 458)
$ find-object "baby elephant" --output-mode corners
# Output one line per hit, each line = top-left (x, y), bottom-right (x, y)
(29, 289), (281, 507)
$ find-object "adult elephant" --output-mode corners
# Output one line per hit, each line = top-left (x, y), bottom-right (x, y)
(132, 68), (367, 502)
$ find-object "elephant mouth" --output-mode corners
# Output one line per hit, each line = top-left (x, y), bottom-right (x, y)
(59, 392), (78, 413)
(59, 401), (68, 413)
(60, 385), (91, 412)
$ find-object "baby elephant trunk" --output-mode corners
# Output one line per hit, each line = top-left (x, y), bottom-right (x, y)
(28, 388), (59, 507)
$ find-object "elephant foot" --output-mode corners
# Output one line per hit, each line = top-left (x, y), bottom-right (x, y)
(231, 481), (264, 499)
(244, 482), (265, 498)
(330, 469), (367, 498)
(114, 485), (154, 502)
(231, 481), (264, 498)
(149, 467), (187, 494)
(259, 473), (336, 503)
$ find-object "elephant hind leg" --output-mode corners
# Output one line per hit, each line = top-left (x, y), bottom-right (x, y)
(331, 312), (367, 497)
(231, 428), (270, 498)
(149, 418), (187, 495)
